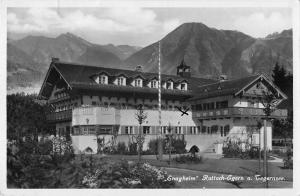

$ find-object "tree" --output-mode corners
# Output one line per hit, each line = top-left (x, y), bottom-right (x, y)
(271, 63), (293, 112)
(273, 118), (293, 146)
(135, 104), (147, 163)
(7, 93), (51, 142)
(272, 62), (287, 90)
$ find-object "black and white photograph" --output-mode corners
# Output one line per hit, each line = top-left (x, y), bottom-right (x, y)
(1, 0), (299, 194)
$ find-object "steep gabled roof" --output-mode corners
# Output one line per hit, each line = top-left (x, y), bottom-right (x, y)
(39, 60), (216, 98)
(188, 74), (287, 101)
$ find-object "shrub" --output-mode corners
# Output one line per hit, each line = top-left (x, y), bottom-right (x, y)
(223, 142), (266, 159)
(148, 139), (164, 155)
(82, 161), (175, 188)
(173, 154), (203, 164)
(128, 142), (138, 155)
(172, 137), (187, 154)
(283, 148), (293, 169)
(147, 137), (186, 155)
(129, 162), (175, 188)
(222, 142), (242, 158)
(189, 145), (199, 157)
(7, 138), (80, 188)
(116, 142), (127, 154)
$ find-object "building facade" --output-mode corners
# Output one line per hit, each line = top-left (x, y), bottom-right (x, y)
(39, 58), (288, 154)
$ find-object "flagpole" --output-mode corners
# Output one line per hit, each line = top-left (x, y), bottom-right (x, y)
(158, 41), (163, 160)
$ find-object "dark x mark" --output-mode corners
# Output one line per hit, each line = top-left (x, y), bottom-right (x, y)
(175, 106), (190, 116)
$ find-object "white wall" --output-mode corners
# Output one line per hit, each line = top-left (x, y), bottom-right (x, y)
(119, 109), (197, 127)
(72, 107), (118, 126)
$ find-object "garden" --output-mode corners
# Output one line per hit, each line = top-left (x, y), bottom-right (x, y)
(7, 135), (175, 188)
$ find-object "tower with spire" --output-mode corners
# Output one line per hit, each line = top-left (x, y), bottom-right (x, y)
(177, 59), (191, 78)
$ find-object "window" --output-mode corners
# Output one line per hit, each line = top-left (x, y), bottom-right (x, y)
(135, 79), (142, 87)
(220, 126), (224, 137)
(190, 127), (196, 134)
(88, 127), (96, 135)
(143, 126), (151, 134)
(209, 102), (215, 110)
(180, 83), (187, 90)
(117, 77), (124, 86)
(167, 81), (173, 89)
(197, 126), (201, 134)
(100, 75), (108, 84)
(73, 127), (80, 135)
(196, 104), (202, 111)
(224, 125), (230, 136)
(202, 126), (207, 134)
(161, 126), (168, 134)
(216, 101), (228, 109)
(150, 80), (157, 88)
(203, 103), (209, 110)
(221, 101), (228, 108)
(83, 127), (88, 135)
(98, 126), (112, 135)
(125, 126), (133, 134)
(211, 125), (218, 134)
(175, 127), (182, 134)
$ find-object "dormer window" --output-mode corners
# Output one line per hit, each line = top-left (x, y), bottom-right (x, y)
(134, 79), (143, 87)
(117, 77), (126, 86)
(180, 82), (187, 90)
(150, 80), (158, 88)
(100, 75), (108, 84)
(167, 81), (173, 90)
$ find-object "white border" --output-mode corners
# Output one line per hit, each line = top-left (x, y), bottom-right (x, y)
(1, 0), (299, 196)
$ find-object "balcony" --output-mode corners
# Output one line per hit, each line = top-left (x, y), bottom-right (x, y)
(192, 107), (288, 119)
(48, 94), (70, 104)
(46, 109), (72, 122)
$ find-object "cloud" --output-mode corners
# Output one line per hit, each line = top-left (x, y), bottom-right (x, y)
(233, 12), (291, 38)
(7, 8), (176, 36)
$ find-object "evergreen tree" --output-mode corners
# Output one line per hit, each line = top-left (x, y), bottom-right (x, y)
(7, 93), (51, 141)
(272, 62), (287, 90)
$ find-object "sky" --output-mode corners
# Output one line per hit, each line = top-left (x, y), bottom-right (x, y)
(7, 7), (292, 47)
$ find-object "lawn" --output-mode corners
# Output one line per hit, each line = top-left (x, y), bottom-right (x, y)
(98, 154), (293, 182)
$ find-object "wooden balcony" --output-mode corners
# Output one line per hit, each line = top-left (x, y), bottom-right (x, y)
(48, 94), (70, 104)
(46, 109), (72, 122)
(192, 107), (288, 119)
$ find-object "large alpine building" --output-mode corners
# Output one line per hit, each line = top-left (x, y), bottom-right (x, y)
(39, 58), (288, 154)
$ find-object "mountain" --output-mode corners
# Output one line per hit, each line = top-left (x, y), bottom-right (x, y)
(7, 25), (292, 93)
(7, 43), (45, 91)
(124, 23), (292, 79)
(101, 44), (142, 60)
(7, 33), (141, 93)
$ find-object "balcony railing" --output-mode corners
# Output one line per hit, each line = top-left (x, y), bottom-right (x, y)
(192, 107), (288, 119)
(48, 94), (70, 104)
(46, 109), (72, 122)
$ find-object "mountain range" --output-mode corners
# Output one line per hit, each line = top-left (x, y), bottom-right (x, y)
(7, 22), (292, 93)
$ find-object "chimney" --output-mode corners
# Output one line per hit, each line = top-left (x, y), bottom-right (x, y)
(135, 65), (143, 72)
(51, 57), (60, 62)
(219, 74), (228, 82)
